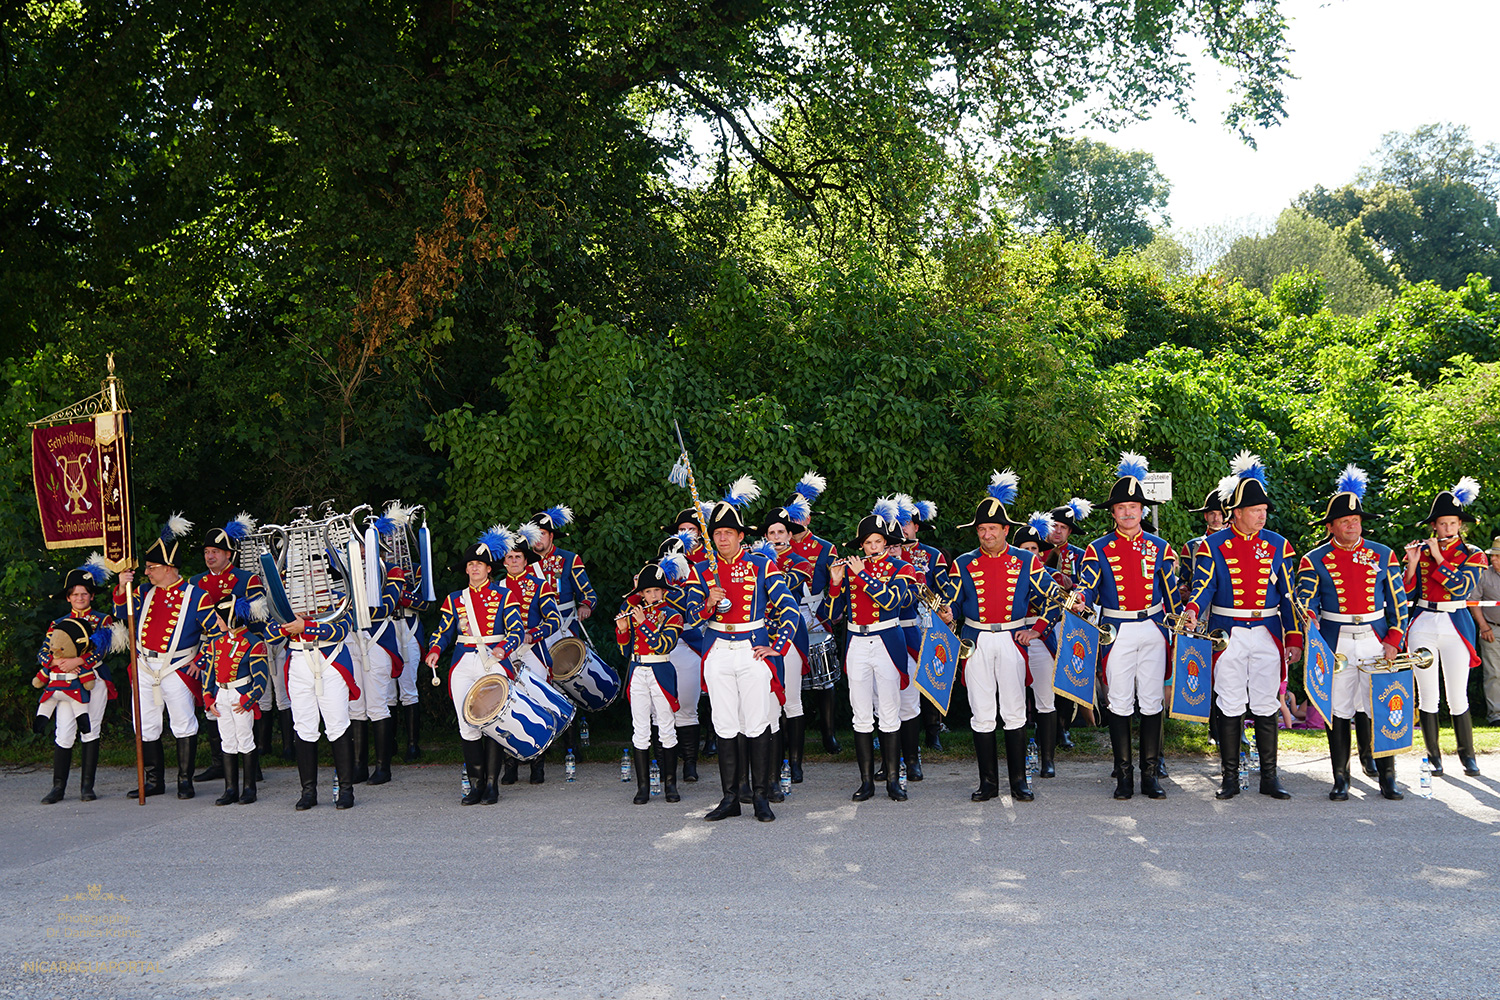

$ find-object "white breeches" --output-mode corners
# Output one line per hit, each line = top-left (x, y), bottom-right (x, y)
(1104, 621), (1167, 717)
(212, 698), (257, 754)
(396, 616), (421, 705)
(846, 636), (901, 735)
(132, 657), (199, 740)
(448, 651), (500, 742)
(629, 666), (679, 751)
(703, 639), (775, 740)
(965, 631), (1028, 733)
(258, 644), (290, 712)
(1027, 641), (1057, 715)
(1331, 625), (1381, 720)
(668, 641), (701, 727)
(1214, 625), (1281, 717)
(1409, 612), (1474, 715)
(287, 646), (352, 742)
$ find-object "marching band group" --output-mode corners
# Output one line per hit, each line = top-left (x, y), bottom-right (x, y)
(28, 453), (1490, 820)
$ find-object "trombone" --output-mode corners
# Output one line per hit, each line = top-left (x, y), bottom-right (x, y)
(1333, 648), (1434, 674)
(1041, 590), (1117, 646)
(1163, 611), (1229, 652)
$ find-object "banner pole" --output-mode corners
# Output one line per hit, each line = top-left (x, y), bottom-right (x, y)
(125, 584), (145, 804)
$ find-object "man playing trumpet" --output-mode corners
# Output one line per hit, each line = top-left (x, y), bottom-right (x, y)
(1074, 454), (1180, 800)
(1293, 466), (1409, 800)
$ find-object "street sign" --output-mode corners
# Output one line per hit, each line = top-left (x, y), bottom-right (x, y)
(1142, 471), (1173, 503)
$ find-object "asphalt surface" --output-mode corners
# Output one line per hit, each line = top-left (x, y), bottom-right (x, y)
(1, 748), (1496, 1000)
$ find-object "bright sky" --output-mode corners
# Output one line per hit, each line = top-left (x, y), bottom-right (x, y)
(1083, 0), (1500, 235)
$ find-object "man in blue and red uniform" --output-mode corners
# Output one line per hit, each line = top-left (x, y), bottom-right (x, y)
(1293, 466), (1409, 800)
(502, 522), (565, 785)
(1076, 454), (1180, 800)
(191, 514), (267, 784)
(697, 478), (801, 823)
(1046, 498), (1092, 748)
(1403, 477), (1488, 778)
(116, 514), (219, 800)
(616, 562), (686, 805)
(198, 594), (270, 806)
(1182, 453), (1300, 800)
(937, 472), (1062, 803)
(761, 503), (815, 786)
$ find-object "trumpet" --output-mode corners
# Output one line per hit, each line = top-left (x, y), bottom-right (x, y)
(1333, 648), (1435, 674)
(914, 583), (974, 658)
(1043, 590), (1117, 646)
(1164, 611), (1229, 652)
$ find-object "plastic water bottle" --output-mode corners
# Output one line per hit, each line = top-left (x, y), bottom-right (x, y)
(333, 769), (341, 799)
(898, 759), (907, 793)
(580, 718), (590, 748)
(459, 765), (470, 797)
(650, 759), (662, 796)
(873, 733), (881, 751)
(780, 758), (792, 797)
(1026, 738), (1039, 779)
(620, 748), (632, 781)
(1239, 751), (1249, 791)
(564, 749), (577, 782)
(1247, 744), (1260, 772)
(1419, 755), (1432, 799)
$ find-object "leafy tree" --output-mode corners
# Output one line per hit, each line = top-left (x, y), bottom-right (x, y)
(1216, 208), (1393, 315)
(1008, 139), (1172, 256)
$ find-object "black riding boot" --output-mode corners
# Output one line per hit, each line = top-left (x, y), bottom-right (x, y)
(787, 715), (807, 782)
(662, 744), (681, 802)
(818, 688), (841, 753)
(1108, 713), (1134, 800)
(971, 731), (1001, 801)
(294, 737), (319, 810)
(900, 717), (923, 781)
(1035, 711), (1057, 779)
(1254, 714), (1290, 799)
(883, 729), (907, 801)
(924, 700), (944, 751)
(677, 724), (700, 782)
(127, 738), (165, 798)
(403, 703), (422, 761)
(749, 730), (776, 821)
(42, 745), (72, 804)
(737, 734), (752, 803)
(529, 748), (546, 785)
(1328, 716), (1352, 801)
(176, 734), (198, 799)
(1057, 700), (1075, 750)
(500, 751), (520, 785)
(851, 730), (876, 802)
(278, 707), (295, 759)
(767, 726), (785, 803)
(241, 748), (259, 804)
(632, 747), (652, 804)
(701, 701), (717, 757)
(482, 740), (502, 804)
(368, 717), (393, 785)
(351, 720), (370, 784)
(1139, 712), (1166, 799)
(459, 738), (485, 805)
(331, 731), (355, 809)
(1154, 712), (1169, 777)
(1355, 710), (1378, 777)
(704, 733), (741, 820)
(1420, 711), (1444, 776)
(1215, 712), (1242, 800)
(1454, 711), (1481, 775)
(252, 714), (271, 781)
(215, 753), (241, 806)
(79, 740), (100, 801)
(1354, 712), (1377, 781)
(1004, 727), (1034, 801)
(194, 723), (224, 782)
(1376, 755), (1404, 800)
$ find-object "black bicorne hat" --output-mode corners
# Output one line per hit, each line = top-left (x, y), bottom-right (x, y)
(1421, 477), (1480, 525)
(1312, 465), (1381, 525)
(631, 563), (671, 595)
(1102, 453), (1151, 508)
(1186, 488), (1225, 515)
(144, 513), (193, 567)
(1217, 452), (1274, 512)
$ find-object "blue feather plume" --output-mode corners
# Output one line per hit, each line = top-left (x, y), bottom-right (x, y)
(784, 494), (811, 522)
(1335, 465), (1368, 500)
(1028, 511), (1056, 539)
(749, 539), (778, 560)
(478, 524), (512, 560)
(374, 515), (397, 536)
(1067, 497), (1093, 521)
(80, 552), (109, 585)
(986, 470), (1018, 506)
(1117, 452), (1149, 481)
(722, 476), (761, 509)
(914, 500), (937, 522)
(660, 553), (690, 584)
(894, 493), (917, 525)
(871, 497), (900, 526)
(544, 505), (573, 527)
(1453, 476), (1480, 506)
(793, 471), (827, 501)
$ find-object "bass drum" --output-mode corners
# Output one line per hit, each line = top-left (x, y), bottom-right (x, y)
(462, 673), (567, 762)
(548, 635), (622, 711)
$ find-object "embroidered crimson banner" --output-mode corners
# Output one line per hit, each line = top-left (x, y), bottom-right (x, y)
(31, 421), (104, 549)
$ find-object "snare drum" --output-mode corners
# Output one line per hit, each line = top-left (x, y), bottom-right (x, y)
(462, 673), (568, 761)
(549, 636), (622, 711)
(805, 636), (841, 690)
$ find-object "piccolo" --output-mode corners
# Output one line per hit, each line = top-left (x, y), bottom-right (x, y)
(614, 599), (668, 624)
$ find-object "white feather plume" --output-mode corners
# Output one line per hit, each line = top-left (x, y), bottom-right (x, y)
(1229, 450), (1261, 476)
(1215, 473), (1241, 504)
(233, 512), (257, 533)
(382, 501), (416, 528)
(107, 621), (129, 654)
(1453, 476), (1481, 507)
(1067, 497), (1094, 521)
(166, 512), (193, 538)
(248, 596), (270, 622)
(725, 475), (761, 506)
(515, 522), (545, 548)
